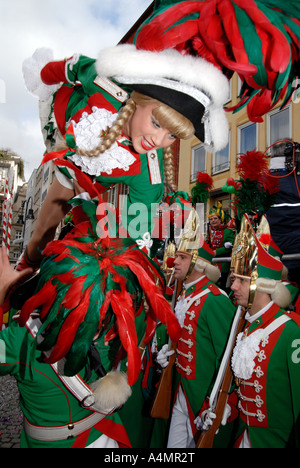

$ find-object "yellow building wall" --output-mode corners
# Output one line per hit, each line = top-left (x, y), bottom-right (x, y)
(178, 73), (300, 220)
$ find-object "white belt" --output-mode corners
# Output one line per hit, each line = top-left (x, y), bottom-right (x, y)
(24, 411), (107, 442)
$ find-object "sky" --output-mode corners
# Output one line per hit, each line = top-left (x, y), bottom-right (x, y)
(0, 0), (153, 181)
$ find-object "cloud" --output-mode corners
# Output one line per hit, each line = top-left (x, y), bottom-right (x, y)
(0, 0), (152, 181)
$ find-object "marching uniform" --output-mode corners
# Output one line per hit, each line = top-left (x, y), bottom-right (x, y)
(232, 302), (300, 448)
(168, 276), (235, 447)
(208, 225), (235, 264)
(160, 210), (235, 448)
(207, 205), (235, 290)
(230, 214), (300, 448)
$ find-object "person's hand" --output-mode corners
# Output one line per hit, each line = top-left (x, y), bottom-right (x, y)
(0, 247), (33, 305)
(194, 403), (232, 432)
(156, 344), (175, 369)
(194, 410), (216, 431)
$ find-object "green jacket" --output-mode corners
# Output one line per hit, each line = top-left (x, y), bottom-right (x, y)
(173, 276), (236, 433)
(0, 319), (129, 448)
(232, 302), (300, 448)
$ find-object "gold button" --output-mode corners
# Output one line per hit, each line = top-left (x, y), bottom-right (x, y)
(150, 153), (156, 159)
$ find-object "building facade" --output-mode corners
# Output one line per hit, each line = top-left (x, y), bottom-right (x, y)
(0, 151), (25, 264)
(178, 74), (300, 234)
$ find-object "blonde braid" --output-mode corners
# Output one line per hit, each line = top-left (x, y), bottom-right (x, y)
(163, 146), (177, 192)
(75, 98), (136, 157)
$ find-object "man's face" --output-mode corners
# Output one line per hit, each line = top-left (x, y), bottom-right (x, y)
(173, 252), (192, 281)
(209, 215), (221, 229)
(231, 275), (250, 308)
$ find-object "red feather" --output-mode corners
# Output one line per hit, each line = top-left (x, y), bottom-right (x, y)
(247, 89), (273, 123)
(259, 233), (271, 246)
(61, 277), (86, 310)
(196, 172), (214, 189)
(234, 0), (291, 74)
(237, 151), (269, 182)
(43, 285), (93, 364)
(120, 258), (181, 344)
(110, 290), (141, 386)
(166, 257), (175, 268)
(18, 282), (57, 327)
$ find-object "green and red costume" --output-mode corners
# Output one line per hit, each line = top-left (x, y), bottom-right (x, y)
(232, 302), (300, 448)
(40, 54), (165, 242)
(168, 275), (236, 446)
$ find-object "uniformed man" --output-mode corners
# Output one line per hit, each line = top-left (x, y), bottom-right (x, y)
(230, 214), (300, 448)
(158, 210), (236, 448)
(207, 204), (235, 291)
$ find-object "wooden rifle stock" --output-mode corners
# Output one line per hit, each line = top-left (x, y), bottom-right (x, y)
(197, 308), (246, 448)
(150, 280), (183, 420)
(150, 341), (177, 419)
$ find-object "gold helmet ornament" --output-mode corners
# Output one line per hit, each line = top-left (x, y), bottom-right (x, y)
(231, 214), (291, 309)
(177, 210), (220, 283)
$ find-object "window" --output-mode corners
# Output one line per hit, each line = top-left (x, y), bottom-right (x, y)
(212, 135), (230, 175)
(15, 231), (22, 240)
(191, 144), (206, 182)
(238, 122), (257, 154)
(267, 106), (291, 146)
(41, 189), (48, 203)
(43, 166), (50, 183)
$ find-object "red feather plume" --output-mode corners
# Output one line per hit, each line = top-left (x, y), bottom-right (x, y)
(43, 285), (93, 364)
(110, 290), (141, 386)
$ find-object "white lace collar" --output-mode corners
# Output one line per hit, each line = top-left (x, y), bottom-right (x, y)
(69, 106), (136, 177)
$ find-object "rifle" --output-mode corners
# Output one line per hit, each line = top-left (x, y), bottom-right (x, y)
(196, 306), (246, 448)
(150, 280), (183, 420)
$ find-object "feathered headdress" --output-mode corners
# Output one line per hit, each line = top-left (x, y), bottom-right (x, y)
(134, 0), (300, 122)
(17, 198), (181, 385)
(191, 172), (214, 205)
(223, 150), (280, 221)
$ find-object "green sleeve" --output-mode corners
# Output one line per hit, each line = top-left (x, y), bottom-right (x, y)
(215, 228), (235, 257)
(0, 321), (29, 377)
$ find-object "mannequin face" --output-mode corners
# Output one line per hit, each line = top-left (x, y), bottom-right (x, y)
(125, 103), (177, 153)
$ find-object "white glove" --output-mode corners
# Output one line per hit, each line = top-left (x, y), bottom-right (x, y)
(156, 344), (175, 369)
(224, 242), (233, 249)
(194, 403), (232, 432)
(221, 403), (231, 426)
(194, 410), (216, 431)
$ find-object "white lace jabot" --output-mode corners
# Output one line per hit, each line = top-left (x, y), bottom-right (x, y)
(69, 106), (136, 177)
